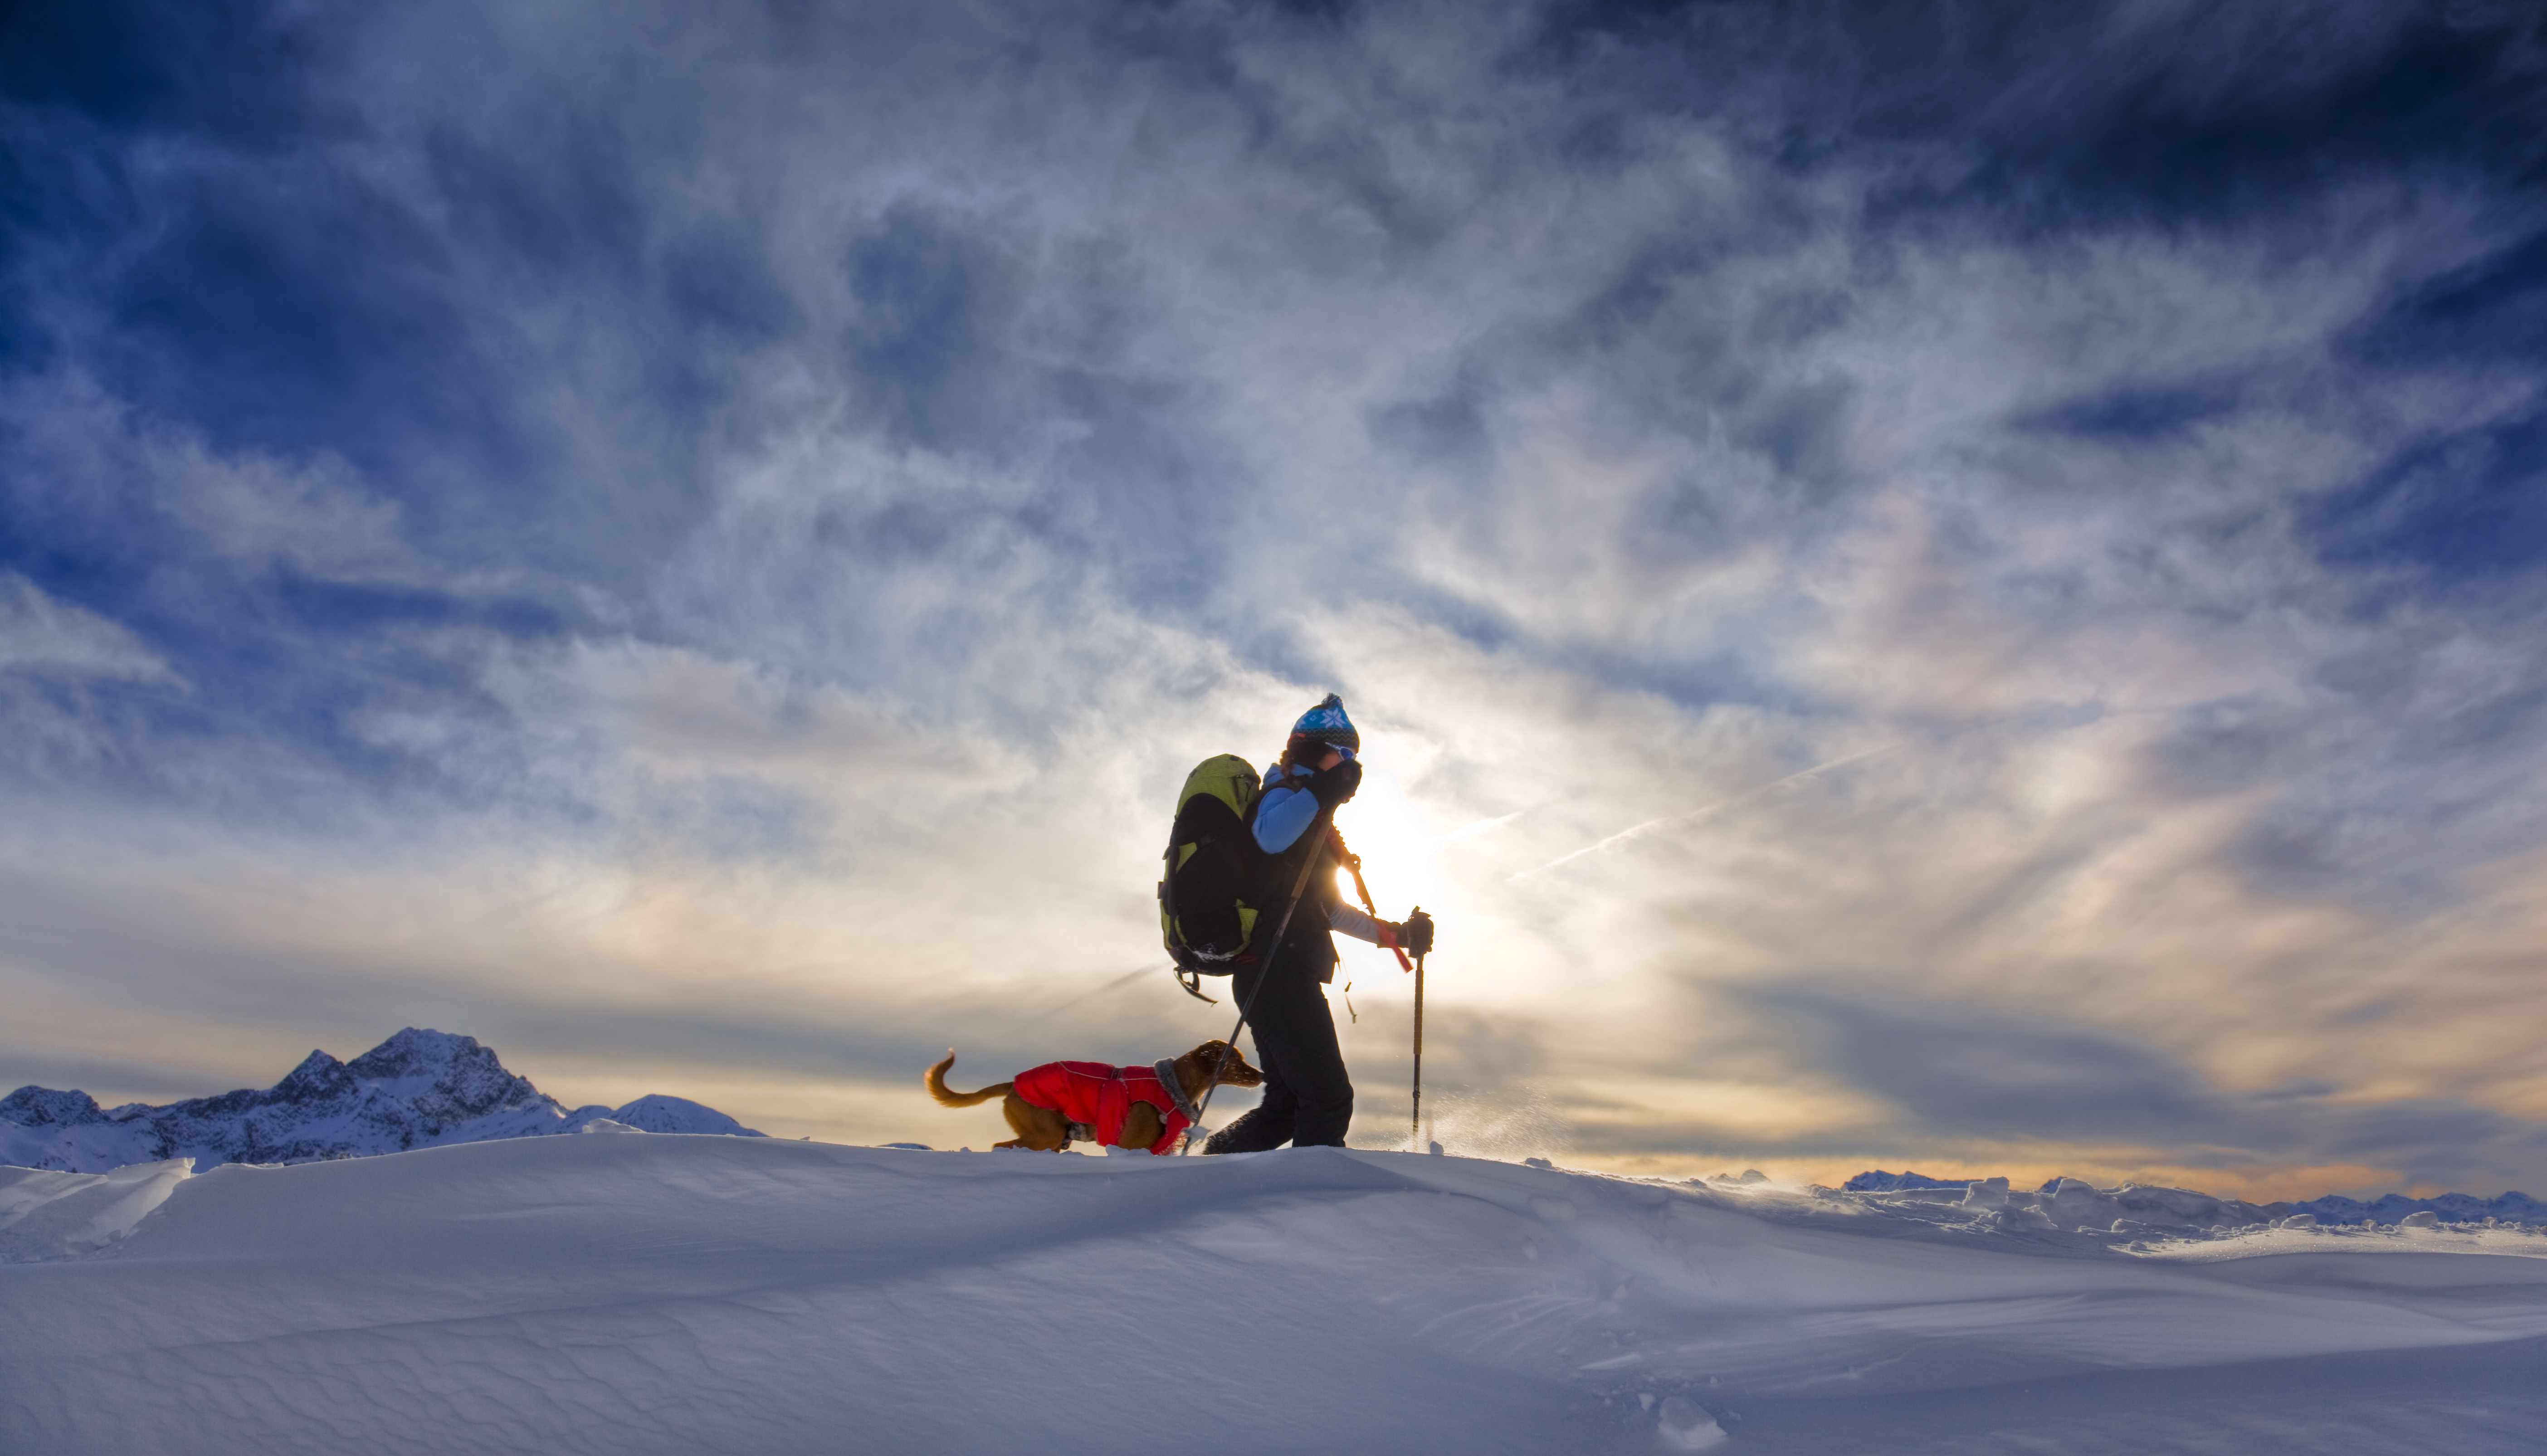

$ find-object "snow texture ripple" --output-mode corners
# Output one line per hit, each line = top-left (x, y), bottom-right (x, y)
(4, 1139), (2545, 1455)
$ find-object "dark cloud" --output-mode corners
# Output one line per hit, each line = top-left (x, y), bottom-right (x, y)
(839, 208), (1027, 458)
(0, 0), (343, 142)
(1502, 1), (2547, 586)
(2015, 375), (2252, 446)
(2161, 625), (2547, 906)
(1528, 2), (2547, 231)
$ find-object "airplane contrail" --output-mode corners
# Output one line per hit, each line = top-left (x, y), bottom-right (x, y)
(1043, 962), (1171, 1017)
(1507, 740), (1904, 881)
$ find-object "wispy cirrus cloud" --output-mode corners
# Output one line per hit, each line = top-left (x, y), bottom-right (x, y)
(2, 0), (2544, 1194)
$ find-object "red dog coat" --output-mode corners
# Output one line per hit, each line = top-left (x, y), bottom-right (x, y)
(1009, 1060), (1193, 1155)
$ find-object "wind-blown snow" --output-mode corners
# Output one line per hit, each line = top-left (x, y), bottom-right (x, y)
(5, 1139), (2544, 1455)
(0, 1159), (190, 1263)
(0, 1028), (762, 1173)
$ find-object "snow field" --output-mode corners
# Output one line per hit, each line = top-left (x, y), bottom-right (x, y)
(6, 1135), (2547, 1454)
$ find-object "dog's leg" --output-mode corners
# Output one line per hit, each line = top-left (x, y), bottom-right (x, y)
(1004, 1092), (1073, 1152)
(1118, 1101), (1168, 1153)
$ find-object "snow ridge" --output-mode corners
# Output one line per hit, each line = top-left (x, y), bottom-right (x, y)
(0, 1028), (764, 1174)
(8, 1141), (2547, 1454)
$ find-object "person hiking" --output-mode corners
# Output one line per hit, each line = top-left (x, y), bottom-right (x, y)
(1203, 694), (1432, 1153)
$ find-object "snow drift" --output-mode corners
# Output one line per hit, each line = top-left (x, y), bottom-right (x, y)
(0, 1028), (759, 1173)
(6, 1135), (2546, 1455)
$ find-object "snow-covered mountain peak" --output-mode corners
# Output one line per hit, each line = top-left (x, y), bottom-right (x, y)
(347, 1027), (488, 1081)
(343, 1028), (546, 1121)
(0, 1086), (106, 1128)
(606, 1095), (760, 1137)
(1839, 1167), (2547, 1229)
(2, 1031), (764, 1174)
(273, 1050), (357, 1103)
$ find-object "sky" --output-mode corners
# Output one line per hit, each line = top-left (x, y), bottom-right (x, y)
(4, 0), (2545, 1200)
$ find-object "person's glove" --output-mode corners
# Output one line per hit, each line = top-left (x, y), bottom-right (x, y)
(1307, 757), (1363, 808)
(1400, 907), (1435, 958)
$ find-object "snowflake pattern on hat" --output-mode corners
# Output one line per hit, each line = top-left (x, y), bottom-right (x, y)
(1291, 693), (1358, 751)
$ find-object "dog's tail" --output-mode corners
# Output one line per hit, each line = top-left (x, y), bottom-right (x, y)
(925, 1051), (1011, 1108)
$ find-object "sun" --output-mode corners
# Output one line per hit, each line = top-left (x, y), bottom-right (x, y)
(1328, 765), (1450, 933)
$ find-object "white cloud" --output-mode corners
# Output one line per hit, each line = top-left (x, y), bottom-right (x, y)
(0, 573), (171, 683)
(5, 0), (2546, 1195)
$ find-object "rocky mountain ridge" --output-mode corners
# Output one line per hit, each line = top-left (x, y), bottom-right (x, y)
(1842, 1168), (2545, 1228)
(0, 1028), (762, 1174)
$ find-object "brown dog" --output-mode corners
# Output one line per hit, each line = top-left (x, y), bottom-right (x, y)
(925, 1040), (1263, 1153)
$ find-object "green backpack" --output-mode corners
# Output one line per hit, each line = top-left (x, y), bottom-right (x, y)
(1159, 754), (1267, 999)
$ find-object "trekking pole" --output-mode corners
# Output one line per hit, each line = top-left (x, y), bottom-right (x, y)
(1410, 924), (1426, 1148)
(1183, 805), (1335, 1153)
(1331, 828), (1414, 973)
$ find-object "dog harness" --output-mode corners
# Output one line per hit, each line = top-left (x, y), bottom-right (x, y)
(1009, 1060), (1195, 1155)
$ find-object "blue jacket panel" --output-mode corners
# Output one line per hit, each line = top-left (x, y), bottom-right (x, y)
(1253, 761), (1322, 856)
(1253, 759), (1388, 947)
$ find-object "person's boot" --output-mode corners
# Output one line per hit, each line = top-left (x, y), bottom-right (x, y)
(1201, 1106), (1293, 1154)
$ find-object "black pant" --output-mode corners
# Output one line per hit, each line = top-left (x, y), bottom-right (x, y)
(1203, 935), (1352, 1151)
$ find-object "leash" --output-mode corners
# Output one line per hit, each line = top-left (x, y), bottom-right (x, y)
(1182, 804), (1336, 1153)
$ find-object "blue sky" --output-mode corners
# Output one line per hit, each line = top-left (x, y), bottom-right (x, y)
(4, 0), (2545, 1197)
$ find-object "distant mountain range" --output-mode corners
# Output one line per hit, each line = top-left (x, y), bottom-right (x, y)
(1842, 1168), (2547, 1228)
(10, 1039), (2535, 1229)
(0, 1028), (762, 1174)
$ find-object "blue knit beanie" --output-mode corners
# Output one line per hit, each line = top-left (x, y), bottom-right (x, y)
(1291, 693), (1359, 752)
